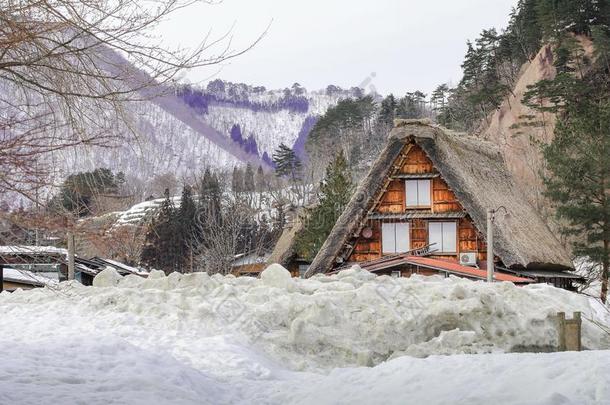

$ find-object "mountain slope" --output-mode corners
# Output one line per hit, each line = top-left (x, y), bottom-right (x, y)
(57, 81), (357, 195)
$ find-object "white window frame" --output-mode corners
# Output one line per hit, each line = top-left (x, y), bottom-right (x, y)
(405, 179), (431, 208)
(391, 270), (401, 278)
(381, 222), (410, 254)
(428, 221), (457, 253)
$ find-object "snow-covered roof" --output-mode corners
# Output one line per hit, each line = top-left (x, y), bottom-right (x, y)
(113, 196), (182, 226)
(92, 258), (149, 276)
(232, 252), (271, 267)
(111, 189), (303, 229)
(2, 268), (58, 287)
(0, 245), (68, 257)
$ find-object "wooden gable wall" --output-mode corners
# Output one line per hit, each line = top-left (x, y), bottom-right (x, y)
(378, 146), (462, 214)
(348, 142), (487, 263)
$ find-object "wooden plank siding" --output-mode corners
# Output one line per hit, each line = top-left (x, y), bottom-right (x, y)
(377, 180), (405, 213)
(348, 143), (488, 264)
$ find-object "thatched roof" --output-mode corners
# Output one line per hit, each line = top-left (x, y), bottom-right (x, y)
(305, 120), (572, 277)
(266, 206), (306, 267)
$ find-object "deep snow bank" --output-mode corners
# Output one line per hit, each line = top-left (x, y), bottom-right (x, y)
(1, 339), (608, 405)
(4, 265), (609, 370)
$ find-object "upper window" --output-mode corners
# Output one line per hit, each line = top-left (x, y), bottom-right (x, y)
(382, 222), (410, 254)
(405, 179), (431, 207)
(428, 222), (457, 253)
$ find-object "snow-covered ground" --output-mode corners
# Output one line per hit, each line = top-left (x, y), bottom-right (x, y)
(1, 265), (609, 404)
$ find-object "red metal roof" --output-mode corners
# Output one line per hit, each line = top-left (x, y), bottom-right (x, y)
(353, 254), (534, 283)
(402, 256), (533, 283)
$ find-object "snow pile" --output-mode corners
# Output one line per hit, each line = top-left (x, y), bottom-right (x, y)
(265, 350), (610, 405)
(1, 265), (610, 404)
(260, 263), (294, 289)
(3, 265), (609, 370)
(92, 267), (123, 287)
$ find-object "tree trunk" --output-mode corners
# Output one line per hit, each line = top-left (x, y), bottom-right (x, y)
(601, 240), (609, 304)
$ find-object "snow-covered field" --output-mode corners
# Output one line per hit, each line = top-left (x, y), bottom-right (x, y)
(1, 265), (609, 405)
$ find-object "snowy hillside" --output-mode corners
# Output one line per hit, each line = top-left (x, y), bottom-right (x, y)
(55, 100), (244, 183)
(177, 81), (359, 161)
(51, 82), (355, 189)
(206, 104), (312, 159)
(1, 49), (354, 195)
(1, 265), (609, 404)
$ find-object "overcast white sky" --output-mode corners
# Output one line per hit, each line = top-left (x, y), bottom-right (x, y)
(157, 0), (519, 96)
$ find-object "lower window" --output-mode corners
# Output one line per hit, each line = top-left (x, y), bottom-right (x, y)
(428, 222), (457, 253)
(382, 222), (410, 254)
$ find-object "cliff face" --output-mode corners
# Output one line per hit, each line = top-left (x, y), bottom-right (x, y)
(480, 44), (557, 214)
(481, 37), (594, 218)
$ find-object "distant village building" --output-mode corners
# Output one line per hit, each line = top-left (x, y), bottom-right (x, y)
(0, 245), (148, 290)
(305, 120), (582, 289)
(231, 252), (271, 277)
(0, 268), (57, 292)
(68, 257), (149, 285)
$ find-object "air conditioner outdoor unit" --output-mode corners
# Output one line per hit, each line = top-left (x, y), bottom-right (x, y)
(459, 252), (477, 267)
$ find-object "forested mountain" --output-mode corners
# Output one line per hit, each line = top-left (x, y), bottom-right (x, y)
(0, 67), (358, 202)
(176, 80), (361, 163)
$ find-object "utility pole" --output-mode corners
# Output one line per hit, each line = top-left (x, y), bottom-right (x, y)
(67, 232), (75, 280)
(487, 208), (494, 282)
(0, 264), (4, 293)
(486, 206), (508, 282)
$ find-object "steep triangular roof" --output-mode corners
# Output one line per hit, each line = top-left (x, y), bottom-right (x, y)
(266, 207), (306, 267)
(305, 120), (572, 277)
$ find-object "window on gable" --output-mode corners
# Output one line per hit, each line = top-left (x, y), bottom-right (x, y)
(382, 222), (410, 254)
(428, 222), (457, 253)
(405, 179), (431, 207)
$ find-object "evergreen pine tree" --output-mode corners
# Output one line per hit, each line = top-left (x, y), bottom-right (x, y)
(244, 163), (255, 192)
(255, 165), (266, 192)
(262, 151), (273, 167)
(522, 29), (610, 302)
(431, 84), (449, 112)
(230, 124), (244, 146)
(377, 94), (397, 126)
(141, 188), (181, 273)
(244, 135), (259, 156)
(231, 166), (244, 193)
(198, 168), (223, 245)
(178, 185), (198, 272)
(295, 152), (353, 261)
(272, 143), (302, 182)
(542, 100), (609, 302)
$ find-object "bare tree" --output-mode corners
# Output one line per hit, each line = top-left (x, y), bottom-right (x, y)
(191, 181), (279, 275)
(0, 0), (263, 200)
(194, 199), (251, 275)
(149, 172), (179, 199)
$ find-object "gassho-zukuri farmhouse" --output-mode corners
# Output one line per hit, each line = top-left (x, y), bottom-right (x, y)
(303, 120), (582, 290)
